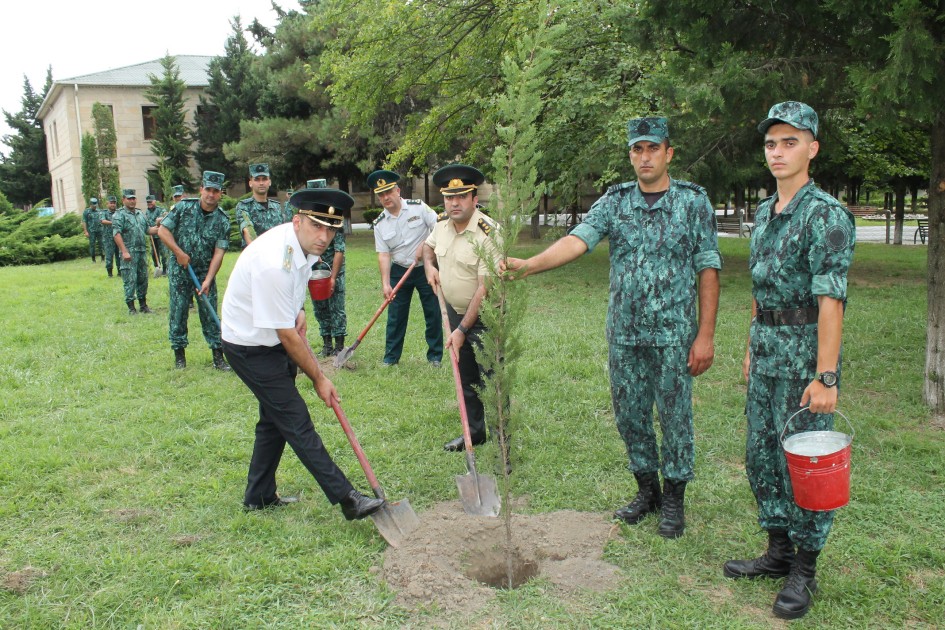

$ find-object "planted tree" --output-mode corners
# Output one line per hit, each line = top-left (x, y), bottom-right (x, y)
(91, 102), (120, 201)
(0, 69), (52, 207)
(80, 133), (100, 204)
(145, 54), (195, 191)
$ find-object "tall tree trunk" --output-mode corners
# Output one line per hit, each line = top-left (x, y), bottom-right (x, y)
(924, 114), (945, 410)
(894, 180), (906, 245)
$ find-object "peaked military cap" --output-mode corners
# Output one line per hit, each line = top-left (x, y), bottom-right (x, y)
(306, 179), (328, 189)
(202, 171), (225, 190)
(758, 101), (819, 138)
(89, 197), (98, 204)
(627, 117), (669, 146)
(249, 163), (270, 178)
(367, 170), (400, 194)
(107, 195), (117, 203)
(433, 164), (484, 196)
(145, 194), (156, 202)
(291, 188), (352, 229)
(172, 185), (185, 197)
(122, 188), (136, 198)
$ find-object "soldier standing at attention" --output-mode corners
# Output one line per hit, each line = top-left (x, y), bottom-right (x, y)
(235, 163), (291, 246)
(306, 179), (347, 358)
(723, 102), (855, 620)
(369, 170), (443, 367)
(505, 118), (721, 539)
(112, 189), (156, 314)
(82, 197), (102, 262)
(157, 171), (232, 370)
(422, 164), (500, 452)
(100, 195), (120, 277)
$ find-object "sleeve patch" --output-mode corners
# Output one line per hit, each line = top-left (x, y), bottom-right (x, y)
(826, 225), (850, 252)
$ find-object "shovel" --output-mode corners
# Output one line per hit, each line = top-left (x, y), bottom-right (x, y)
(436, 288), (500, 517)
(334, 261), (416, 368)
(186, 264), (221, 328)
(149, 235), (165, 277)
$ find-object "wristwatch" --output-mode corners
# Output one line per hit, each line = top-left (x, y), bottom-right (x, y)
(817, 371), (838, 388)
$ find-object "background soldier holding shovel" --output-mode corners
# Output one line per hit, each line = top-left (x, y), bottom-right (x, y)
(144, 194), (167, 275)
(100, 195), (120, 277)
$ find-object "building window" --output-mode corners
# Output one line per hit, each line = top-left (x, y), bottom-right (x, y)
(142, 106), (157, 140)
(147, 169), (162, 201)
(51, 121), (60, 157)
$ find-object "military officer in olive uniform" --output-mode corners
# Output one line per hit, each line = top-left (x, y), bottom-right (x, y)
(306, 179), (348, 357)
(82, 198), (103, 262)
(144, 194), (167, 273)
(506, 118), (721, 539)
(100, 195), (120, 277)
(113, 189), (156, 314)
(723, 102), (855, 621)
(423, 164), (500, 451)
(369, 169), (443, 367)
(235, 163), (292, 246)
(157, 171), (232, 370)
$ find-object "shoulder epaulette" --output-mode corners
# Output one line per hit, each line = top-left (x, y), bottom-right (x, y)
(437, 211), (449, 221)
(372, 213), (386, 226)
(606, 181), (636, 194)
(675, 180), (707, 195)
(477, 217), (493, 236)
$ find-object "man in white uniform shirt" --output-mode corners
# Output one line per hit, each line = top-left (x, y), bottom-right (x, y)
(221, 188), (385, 520)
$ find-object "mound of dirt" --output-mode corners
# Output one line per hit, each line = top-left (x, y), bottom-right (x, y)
(381, 501), (621, 615)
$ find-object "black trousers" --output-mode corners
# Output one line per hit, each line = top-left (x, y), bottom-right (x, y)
(445, 304), (488, 441)
(223, 341), (354, 506)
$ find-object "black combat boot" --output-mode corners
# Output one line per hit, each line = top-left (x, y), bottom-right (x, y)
(772, 548), (820, 619)
(614, 472), (662, 524)
(127, 300), (138, 315)
(333, 336), (345, 357)
(319, 335), (333, 358)
(212, 348), (232, 371)
(657, 479), (687, 538)
(339, 489), (385, 521)
(107, 269), (113, 277)
(724, 529), (795, 579)
(139, 298), (153, 314)
(174, 348), (186, 369)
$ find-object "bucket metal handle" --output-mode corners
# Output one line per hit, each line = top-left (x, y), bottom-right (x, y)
(780, 406), (854, 446)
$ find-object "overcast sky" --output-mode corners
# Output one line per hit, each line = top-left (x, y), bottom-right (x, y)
(0, 0), (301, 152)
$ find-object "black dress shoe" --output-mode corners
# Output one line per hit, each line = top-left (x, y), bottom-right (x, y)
(443, 435), (486, 452)
(243, 495), (300, 511)
(339, 489), (385, 521)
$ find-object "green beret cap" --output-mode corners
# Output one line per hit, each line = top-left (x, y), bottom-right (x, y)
(202, 171), (225, 190)
(627, 117), (669, 146)
(249, 163), (270, 178)
(758, 101), (819, 138)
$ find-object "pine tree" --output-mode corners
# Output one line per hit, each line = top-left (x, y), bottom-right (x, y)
(145, 54), (195, 190)
(91, 102), (120, 201)
(80, 133), (100, 204)
(0, 68), (52, 206)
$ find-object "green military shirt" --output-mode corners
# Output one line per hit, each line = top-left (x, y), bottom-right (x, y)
(145, 205), (166, 228)
(235, 197), (292, 239)
(112, 207), (151, 252)
(749, 179), (855, 378)
(160, 198), (231, 272)
(571, 178), (722, 347)
(83, 207), (101, 234)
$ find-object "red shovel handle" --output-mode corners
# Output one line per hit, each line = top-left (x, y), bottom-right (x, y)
(354, 261), (416, 344)
(436, 288), (476, 454)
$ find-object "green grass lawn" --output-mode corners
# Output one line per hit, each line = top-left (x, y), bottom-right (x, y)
(1, 233), (942, 627)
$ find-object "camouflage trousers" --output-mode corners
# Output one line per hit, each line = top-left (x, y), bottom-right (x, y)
(167, 265), (221, 350)
(119, 249), (149, 302)
(312, 271), (346, 337)
(102, 235), (119, 273)
(87, 231), (104, 259)
(609, 344), (694, 481)
(745, 372), (834, 551)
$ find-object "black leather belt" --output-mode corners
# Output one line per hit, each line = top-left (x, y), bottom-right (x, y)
(756, 306), (819, 326)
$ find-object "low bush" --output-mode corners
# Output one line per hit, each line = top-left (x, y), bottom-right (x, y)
(0, 209), (86, 266)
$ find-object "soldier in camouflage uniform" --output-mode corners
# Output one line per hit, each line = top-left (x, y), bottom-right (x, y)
(235, 163), (292, 246)
(112, 189), (156, 314)
(100, 196), (120, 277)
(306, 179), (347, 356)
(506, 118), (721, 539)
(144, 194), (167, 272)
(157, 171), (232, 370)
(723, 102), (855, 621)
(82, 198), (103, 262)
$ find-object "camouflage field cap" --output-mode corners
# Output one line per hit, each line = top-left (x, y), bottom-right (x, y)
(145, 194), (156, 202)
(249, 163), (270, 178)
(306, 179), (328, 189)
(202, 171), (225, 190)
(172, 185), (185, 197)
(122, 188), (136, 198)
(291, 188), (352, 229)
(367, 170), (400, 194)
(758, 101), (819, 138)
(89, 197), (98, 204)
(433, 164), (484, 196)
(627, 117), (669, 146)
(107, 195), (117, 203)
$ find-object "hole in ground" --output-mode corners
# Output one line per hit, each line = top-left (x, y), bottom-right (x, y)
(464, 546), (540, 589)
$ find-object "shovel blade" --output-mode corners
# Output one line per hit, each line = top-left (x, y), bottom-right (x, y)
(333, 345), (355, 368)
(369, 498), (421, 547)
(456, 470), (501, 517)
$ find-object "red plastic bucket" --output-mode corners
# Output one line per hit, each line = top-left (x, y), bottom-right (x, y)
(308, 269), (332, 301)
(781, 409), (853, 511)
